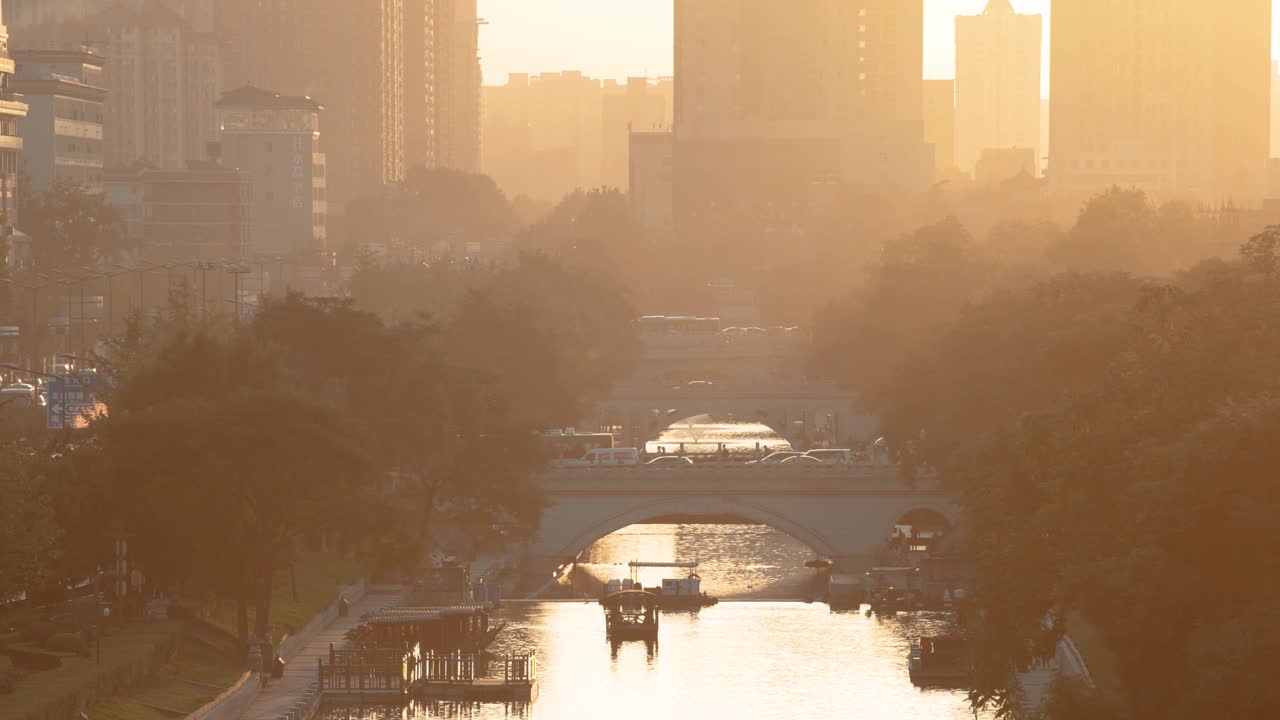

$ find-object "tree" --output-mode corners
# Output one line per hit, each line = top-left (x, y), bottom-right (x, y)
(0, 447), (61, 602)
(20, 184), (130, 270)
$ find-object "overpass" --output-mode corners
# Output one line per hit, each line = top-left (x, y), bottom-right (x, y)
(581, 379), (879, 448)
(520, 464), (957, 588)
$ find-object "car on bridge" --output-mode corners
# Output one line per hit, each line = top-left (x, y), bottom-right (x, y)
(804, 449), (871, 465)
(746, 451), (803, 465)
(646, 456), (695, 466)
(780, 455), (825, 465)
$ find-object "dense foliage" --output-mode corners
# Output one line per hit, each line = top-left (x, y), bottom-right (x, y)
(814, 192), (1280, 718)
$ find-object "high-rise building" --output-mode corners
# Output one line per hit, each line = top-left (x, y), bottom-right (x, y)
(215, 0), (403, 206)
(1050, 0), (1271, 205)
(12, 48), (107, 194)
(922, 79), (956, 178)
(482, 71), (603, 202)
(673, 0), (927, 221)
(404, 0), (437, 170)
(955, 0), (1041, 175)
(1271, 61), (1279, 159)
(0, 0), (27, 231)
(214, 85), (325, 259)
(602, 77), (670, 190)
(433, 0), (481, 172)
(7, 0), (221, 170)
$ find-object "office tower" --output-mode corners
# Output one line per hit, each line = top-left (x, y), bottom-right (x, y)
(673, 0), (927, 221)
(404, 0), (437, 170)
(215, 85), (326, 259)
(1271, 61), (1279, 158)
(922, 80), (956, 177)
(955, 0), (1041, 175)
(1050, 0), (1271, 205)
(6, 0), (220, 170)
(12, 48), (107, 195)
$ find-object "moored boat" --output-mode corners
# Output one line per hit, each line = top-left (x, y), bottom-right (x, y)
(602, 589), (660, 640)
(908, 635), (969, 688)
(621, 561), (719, 610)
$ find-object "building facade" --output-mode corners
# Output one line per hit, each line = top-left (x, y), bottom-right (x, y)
(0, 0), (27, 231)
(955, 0), (1041, 175)
(629, 130), (673, 234)
(214, 85), (325, 259)
(602, 77), (671, 191)
(673, 0), (927, 222)
(104, 161), (249, 261)
(7, 0), (221, 170)
(12, 48), (106, 194)
(922, 79), (956, 178)
(1050, 0), (1271, 205)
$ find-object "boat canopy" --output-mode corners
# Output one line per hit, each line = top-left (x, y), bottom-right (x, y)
(628, 561), (698, 569)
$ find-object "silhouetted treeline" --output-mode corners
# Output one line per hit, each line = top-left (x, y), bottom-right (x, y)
(813, 202), (1280, 718)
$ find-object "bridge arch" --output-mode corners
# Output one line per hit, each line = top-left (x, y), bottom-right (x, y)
(550, 495), (841, 563)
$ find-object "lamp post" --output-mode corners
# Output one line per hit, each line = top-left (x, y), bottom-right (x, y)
(2, 278), (47, 370)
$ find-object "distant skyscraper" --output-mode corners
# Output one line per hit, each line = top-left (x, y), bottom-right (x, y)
(216, 0), (404, 205)
(404, 0), (437, 170)
(955, 0), (1041, 175)
(7, 0), (220, 170)
(1050, 0), (1271, 205)
(1271, 61), (1280, 159)
(673, 0), (927, 221)
(433, 0), (481, 173)
(922, 80), (956, 177)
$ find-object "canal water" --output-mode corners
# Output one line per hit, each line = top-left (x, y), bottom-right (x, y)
(644, 419), (791, 457)
(320, 526), (985, 720)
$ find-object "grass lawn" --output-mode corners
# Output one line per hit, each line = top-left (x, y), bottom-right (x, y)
(1, 620), (182, 720)
(207, 552), (360, 645)
(89, 643), (243, 720)
(1067, 612), (1129, 707)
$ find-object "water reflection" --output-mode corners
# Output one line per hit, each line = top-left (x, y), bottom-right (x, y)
(646, 419), (790, 456)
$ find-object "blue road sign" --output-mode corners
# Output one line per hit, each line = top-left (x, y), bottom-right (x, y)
(46, 372), (102, 430)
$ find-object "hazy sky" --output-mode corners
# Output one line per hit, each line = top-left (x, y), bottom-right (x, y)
(479, 0), (1280, 98)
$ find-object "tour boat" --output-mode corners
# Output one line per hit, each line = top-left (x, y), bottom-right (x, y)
(602, 589), (660, 640)
(908, 635), (969, 688)
(610, 561), (719, 610)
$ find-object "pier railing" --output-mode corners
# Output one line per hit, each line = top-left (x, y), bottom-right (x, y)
(403, 651), (537, 687)
(317, 649), (407, 694)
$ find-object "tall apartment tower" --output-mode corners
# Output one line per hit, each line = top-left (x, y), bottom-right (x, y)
(404, 0), (437, 170)
(673, 0), (927, 220)
(433, 0), (481, 172)
(1050, 0), (1271, 205)
(6, 0), (220, 170)
(955, 0), (1041, 175)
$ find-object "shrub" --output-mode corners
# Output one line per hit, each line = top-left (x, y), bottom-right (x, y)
(7, 646), (64, 671)
(44, 633), (86, 655)
(20, 621), (59, 644)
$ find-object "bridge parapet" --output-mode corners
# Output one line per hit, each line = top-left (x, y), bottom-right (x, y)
(537, 465), (941, 495)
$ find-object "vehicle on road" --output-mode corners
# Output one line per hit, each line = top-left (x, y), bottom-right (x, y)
(804, 449), (863, 465)
(0, 383), (38, 408)
(746, 451), (803, 465)
(780, 455), (825, 465)
(581, 447), (641, 466)
(646, 456), (695, 466)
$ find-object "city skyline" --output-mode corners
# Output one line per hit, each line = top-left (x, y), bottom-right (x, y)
(479, 0), (1280, 97)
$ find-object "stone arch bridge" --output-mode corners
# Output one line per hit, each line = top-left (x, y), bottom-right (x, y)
(519, 465), (957, 590)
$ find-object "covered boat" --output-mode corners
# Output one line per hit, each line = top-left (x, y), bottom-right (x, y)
(908, 635), (969, 687)
(602, 590), (660, 640)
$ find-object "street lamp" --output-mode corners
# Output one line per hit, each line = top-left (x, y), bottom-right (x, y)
(2, 278), (47, 370)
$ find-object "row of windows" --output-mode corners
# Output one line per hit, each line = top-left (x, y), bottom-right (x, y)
(55, 97), (103, 124)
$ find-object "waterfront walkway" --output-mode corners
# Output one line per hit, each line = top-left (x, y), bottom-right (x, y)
(241, 589), (405, 720)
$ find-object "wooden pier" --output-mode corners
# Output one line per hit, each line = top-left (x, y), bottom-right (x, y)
(318, 649), (536, 703)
